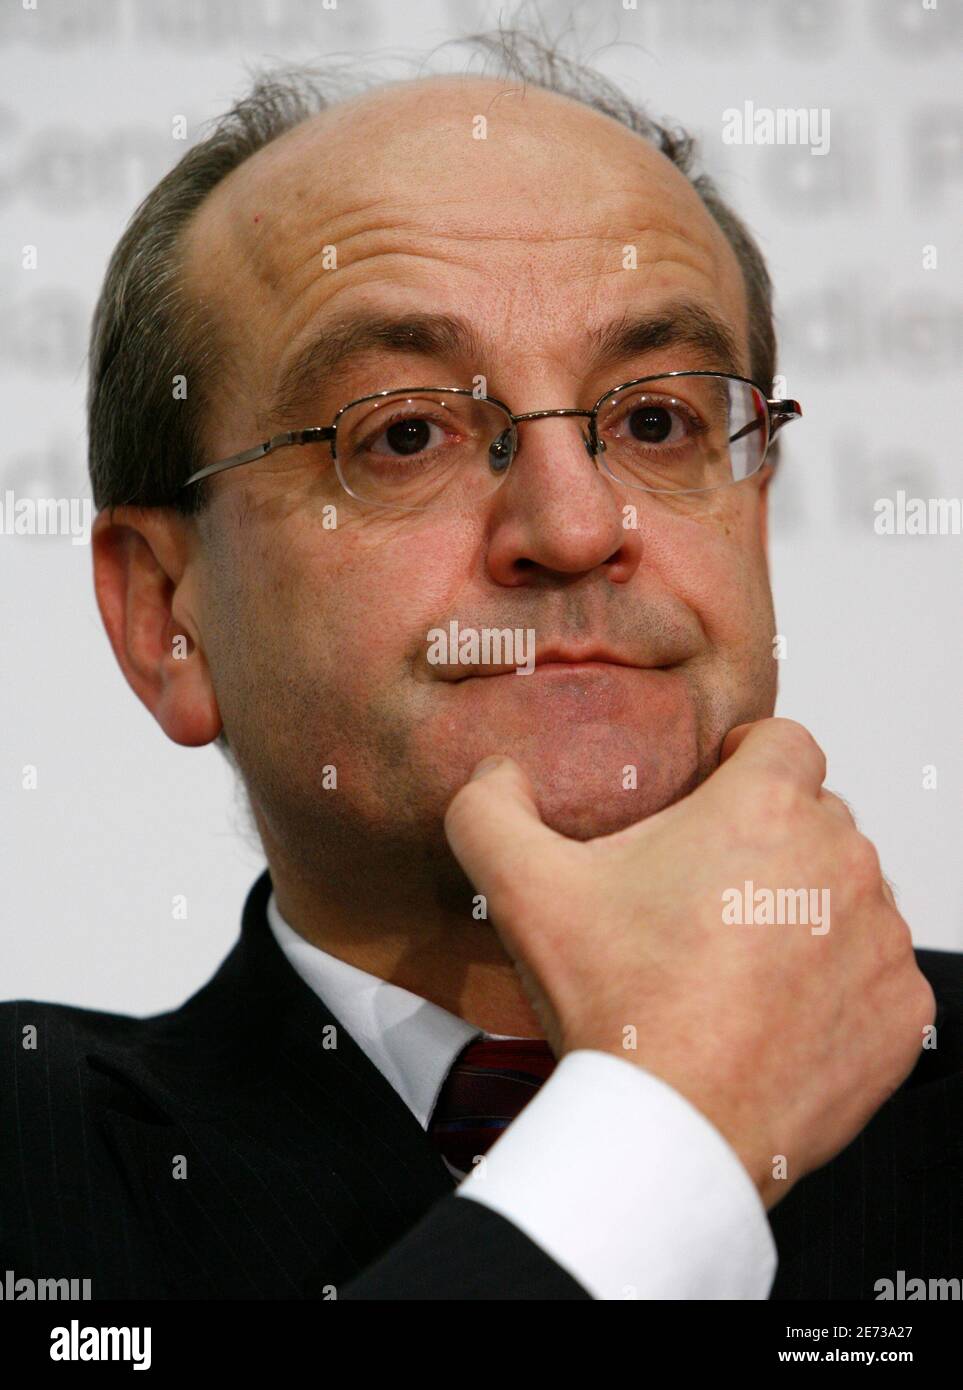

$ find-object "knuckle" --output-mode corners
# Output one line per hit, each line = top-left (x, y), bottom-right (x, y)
(750, 768), (805, 829)
(846, 831), (882, 890)
(913, 974), (938, 1030)
(823, 789), (856, 825)
(769, 717), (826, 765)
(767, 767), (805, 810)
(870, 905), (917, 986)
(882, 911), (915, 968)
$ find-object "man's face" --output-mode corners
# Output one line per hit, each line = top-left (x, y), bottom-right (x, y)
(182, 76), (777, 862)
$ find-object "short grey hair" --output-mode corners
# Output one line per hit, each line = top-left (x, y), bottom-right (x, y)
(86, 27), (777, 521)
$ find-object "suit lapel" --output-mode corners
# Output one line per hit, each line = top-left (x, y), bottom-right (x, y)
(88, 869), (455, 1297)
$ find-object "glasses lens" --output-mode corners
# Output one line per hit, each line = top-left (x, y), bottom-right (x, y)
(595, 375), (768, 493)
(334, 390), (515, 508)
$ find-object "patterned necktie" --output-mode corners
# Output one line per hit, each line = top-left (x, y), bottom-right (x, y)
(428, 1037), (557, 1181)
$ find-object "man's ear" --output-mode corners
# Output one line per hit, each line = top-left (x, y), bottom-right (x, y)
(91, 506), (222, 747)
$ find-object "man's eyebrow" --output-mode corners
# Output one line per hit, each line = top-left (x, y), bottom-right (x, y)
(265, 300), (745, 425)
(587, 300), (743, 379)
(266, 312), (485, 426)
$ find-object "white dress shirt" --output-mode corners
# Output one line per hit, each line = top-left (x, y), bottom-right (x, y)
(266, 891), (777, 1299)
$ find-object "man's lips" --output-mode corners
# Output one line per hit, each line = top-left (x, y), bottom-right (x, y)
(441, 647), (669, 680)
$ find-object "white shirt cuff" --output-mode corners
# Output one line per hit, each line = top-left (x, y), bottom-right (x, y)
(455, 1048), (777, 1300)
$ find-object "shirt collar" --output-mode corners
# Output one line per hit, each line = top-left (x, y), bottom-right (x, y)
(266, 889), (498, 1130)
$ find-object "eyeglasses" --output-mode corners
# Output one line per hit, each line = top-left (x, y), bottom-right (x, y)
(180, 371), (802, 510)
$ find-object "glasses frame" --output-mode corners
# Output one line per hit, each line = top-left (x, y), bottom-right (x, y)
(180, 370), (802, 502)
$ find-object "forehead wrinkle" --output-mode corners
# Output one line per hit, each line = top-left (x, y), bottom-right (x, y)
(254, 220), (728, 338)
(184, 69), (741, 316)
(198, 97), (732, 300)
(261, 203), (727, 294)
(183, 85), (751, 447)
(228, 198), (727, 336)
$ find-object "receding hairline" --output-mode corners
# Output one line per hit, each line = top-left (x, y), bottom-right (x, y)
(176, 69), (751, 421)
(182, 65), (735, 267)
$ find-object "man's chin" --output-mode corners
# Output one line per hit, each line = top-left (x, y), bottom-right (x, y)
(529, 773), (701, 840)
(490, 721), (702, 840)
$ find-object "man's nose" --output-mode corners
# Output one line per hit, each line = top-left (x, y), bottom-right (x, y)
(484, 414), (644, 586)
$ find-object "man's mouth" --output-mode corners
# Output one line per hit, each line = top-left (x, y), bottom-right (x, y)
(444, 646), (668, 681)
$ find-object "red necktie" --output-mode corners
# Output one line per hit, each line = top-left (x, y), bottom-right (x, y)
(428, 1037), (557, 1180)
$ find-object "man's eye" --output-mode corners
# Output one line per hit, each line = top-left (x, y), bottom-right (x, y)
(368, 415), (448, 457)
(607, 396), (702, 449)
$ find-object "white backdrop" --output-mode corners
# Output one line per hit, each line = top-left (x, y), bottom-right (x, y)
(2, 0), (960, 1014)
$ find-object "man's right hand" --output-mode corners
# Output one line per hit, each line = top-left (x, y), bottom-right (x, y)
(443, 717), (936, 1210)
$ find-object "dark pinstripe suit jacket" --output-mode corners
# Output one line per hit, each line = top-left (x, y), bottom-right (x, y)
(2, 869), (961, 1299)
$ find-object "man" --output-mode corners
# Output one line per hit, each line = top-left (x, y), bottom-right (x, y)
(3, 35), (960, 1301)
